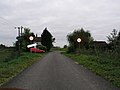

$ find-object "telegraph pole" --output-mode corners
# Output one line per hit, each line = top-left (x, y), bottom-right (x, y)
(20, 26), (23, 36)
(15, 26), (23, 56)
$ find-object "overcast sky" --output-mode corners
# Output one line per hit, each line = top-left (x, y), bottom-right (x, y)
(0, 0), (120, 47)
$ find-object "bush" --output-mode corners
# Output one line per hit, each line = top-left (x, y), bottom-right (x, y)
(67, 46), (75, 53)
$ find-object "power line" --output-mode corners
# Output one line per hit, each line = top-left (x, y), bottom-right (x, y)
(0, 16), (17, 26)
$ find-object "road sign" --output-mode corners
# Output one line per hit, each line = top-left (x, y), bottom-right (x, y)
(77, 38), (81, 42)
(29, 36), (34, 41)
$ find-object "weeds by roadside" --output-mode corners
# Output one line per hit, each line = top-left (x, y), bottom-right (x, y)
(0, 52), (45, 86)
(0, 48), (18, 63)
(64, 52), (120, 88)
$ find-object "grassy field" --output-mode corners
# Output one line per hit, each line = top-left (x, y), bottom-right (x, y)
(51, 48), (67, 52)
(64, 53), (120, 88)
(0, 51), (45, 86)
(0, 48), (18, 63)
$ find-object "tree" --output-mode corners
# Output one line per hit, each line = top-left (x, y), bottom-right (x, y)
(0, 44), (5, 48)
(116, 31), (120, 44)
(67, 28), (93, 52)
(107, 29), (120, 53)
(63, 45), (67, 48)
(107, 29), (118, 51)
(41, 28), (54, 51)
(15, 28), (35, 52)
(107, 29), (118, 43)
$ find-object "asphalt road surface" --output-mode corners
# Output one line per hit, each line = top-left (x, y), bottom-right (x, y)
(2, 52), (120, 90)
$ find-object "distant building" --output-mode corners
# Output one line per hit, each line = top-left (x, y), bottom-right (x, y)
(93, 41), (107, 46)
(34, 37), (41, 45)
(90, 41), (107, 50)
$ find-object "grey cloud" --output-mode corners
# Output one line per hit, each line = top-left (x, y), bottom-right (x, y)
(0, 0), (120, 47)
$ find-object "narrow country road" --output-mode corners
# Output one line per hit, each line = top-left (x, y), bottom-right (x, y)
(2, 52), (120, 90)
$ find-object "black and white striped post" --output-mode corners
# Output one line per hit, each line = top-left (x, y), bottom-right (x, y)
(77, 38), (81, 53)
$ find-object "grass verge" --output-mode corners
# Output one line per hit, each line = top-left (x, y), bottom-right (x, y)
(0, 52), (45, 86)
(0, 48), (18, 63)
(64, 53), (120, 88)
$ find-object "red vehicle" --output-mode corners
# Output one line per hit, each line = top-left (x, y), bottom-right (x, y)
(30, 48), (45, 53)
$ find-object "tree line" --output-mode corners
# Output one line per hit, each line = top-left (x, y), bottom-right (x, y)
(67, 28), (120, 54)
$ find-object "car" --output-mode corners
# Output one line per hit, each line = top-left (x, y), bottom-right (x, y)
(30, 48), (45, 53)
